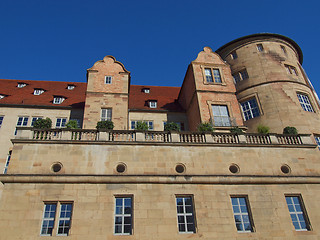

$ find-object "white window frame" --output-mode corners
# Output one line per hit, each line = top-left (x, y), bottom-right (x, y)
(34, 89), (44, 95)
(240, 98), (261, 121)
(40, 203), (57, 236)
(285, 196), (311, 231)
(17, 116), (29, 127)
(204, 68), (213, 83)
(143, 88), (150, 93)
(212, 105), (231, 127)
(105, 76), (112, 84)
(53, 97), (65, 104)
(231, 196), (254, 232)
(101, 108), (112, 121)
(17, 83), (27, 88)
(149, 101), (157, 108)
(176, 196), (196, 234)
(114, 197), (132, 235)
(57, 203), (73, 236)
(297, 93), (314, 112)
(56, 118), (67, 128)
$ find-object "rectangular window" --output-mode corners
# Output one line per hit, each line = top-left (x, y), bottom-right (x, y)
(114, 197), (132, 235)
(17, 116), (29, 127)
(314, 135), (320, 150)
(204, 68), (213, 82)
(285, 64), (298, 76)
(101, 108), (112, 121)
(17, 83), (27, 88)
(40, 202), (73, 236)
(105, 76), (112, 84)
(231, 197), (254, 232)
(297, 93), (314, 112)
(176, 196), (196, 233)
(232, 69), (249, 83)
(213, 69), (222, 83)
(57, 203), (73, 236)
(257, 44), (264, 52)
(149, 101), (157, 108)
(3, 150), (11, 174)
(0, 116), (4, 128)
(40, 203), (57, 236)
(34, 89), (44, 95)
(212, 105), (231, 127)
(285, 196), (311, 231)
(31, 117), (42, 126)
(56, 118), (67, 128)
(231, 51), (238, 59)
(240, 98), (260, 121)
(131, 121), (154, 130)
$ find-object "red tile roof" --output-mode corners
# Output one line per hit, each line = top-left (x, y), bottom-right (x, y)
(129, 85), (184, 112)
(0, 79), (87, 108)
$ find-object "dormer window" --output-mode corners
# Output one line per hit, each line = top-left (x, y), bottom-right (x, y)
(105, 76), (112, 84)
(34, 89), (45, 95)
(67, 85), (75, 90)
(0, 95), (5, 99)
(143, 88), (150, 93)
(149, 100), (157, 108)
(17, 83), (27, 88)
(53, 96), (65, 104)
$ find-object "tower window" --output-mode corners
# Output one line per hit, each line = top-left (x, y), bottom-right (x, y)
(285, 64), (298, 76)
(257, 44), (264, 52)
(231, 51), (238, 59)
(240, 98), (261, 121)
(281, 45), (287, 54)
(232, 69), (249, 83)
(297, 93), (314, 112)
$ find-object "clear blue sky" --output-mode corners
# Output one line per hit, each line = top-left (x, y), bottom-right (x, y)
(0, 0), (319, 93)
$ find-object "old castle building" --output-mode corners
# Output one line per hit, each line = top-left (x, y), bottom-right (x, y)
(0, 33), (320, 239)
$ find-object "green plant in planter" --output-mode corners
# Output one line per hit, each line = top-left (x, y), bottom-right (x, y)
(197, 122), (214, 133)
(96, 120), (114, 130)
(230, 127), (243, 134)
(66, 120), (79, 129)
(33, 118), (52, 129)
(135, 121), (149, 131)
(283, 126), (298, 135)
(257, 124), (270, 134)
(164, 122), (180, 132)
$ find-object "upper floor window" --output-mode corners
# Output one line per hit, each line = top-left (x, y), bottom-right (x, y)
(17, 83), (27, 88)
(105, 76), (112, 84)
(231, 51), (238, 59)
(285, 195), (311, 231)
(257, 44), (264, 52)
(281, 45), (287, 55)
(149, 101), (157, 108)
(285, 64), (298, 76)
(17, 116), (29, 127)
(232, 69), (249, 83)
(114, 197), (132, 235)
(131, 120), (153, 130)
(0, 116), (4, 128)
(176, 196), (196, 233)
(101, 108), (112, 121)
(53, 97), (65, 104)
(240, 98), (260, 121)
(34, 89), (44, 95)
(204, 68), (222, 83)
(56, 118), (67, 128)
(231, 196), (254, 232)
(212, 105), (231, 127)
(40, 202), (73, 236)
(142, 88), (150, 93)
(314, 135), (320, 150)
(67, 85), (75, 90)
(297, 93), (314, 112)
(31, 117), (43, 126)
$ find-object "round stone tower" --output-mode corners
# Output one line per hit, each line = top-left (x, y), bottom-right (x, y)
(216, 33), (320, 135)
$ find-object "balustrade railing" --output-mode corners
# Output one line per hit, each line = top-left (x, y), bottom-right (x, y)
(15, 128), (314, 147)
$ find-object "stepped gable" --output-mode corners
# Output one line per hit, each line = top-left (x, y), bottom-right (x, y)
(0, 79), (87, 107)
(129, 85), (184, 112)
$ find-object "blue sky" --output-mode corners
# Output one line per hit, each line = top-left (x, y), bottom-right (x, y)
(0, 0), (319, 93)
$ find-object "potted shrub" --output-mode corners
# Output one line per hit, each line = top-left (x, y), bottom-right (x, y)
(164, 122), (180, 132)
(96, 120), (114, 130)
(230, 127), (243, 134)
(197, 122), (214, 133)
(134, 121), (149, 131)
(257, 124), (270, 134)
(66, 120), (79, 129)
(33, 118), (52, 129)
(283, 126), (298, 135)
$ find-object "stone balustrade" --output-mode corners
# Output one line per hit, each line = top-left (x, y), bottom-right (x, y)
(14, 127), (316, 147)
